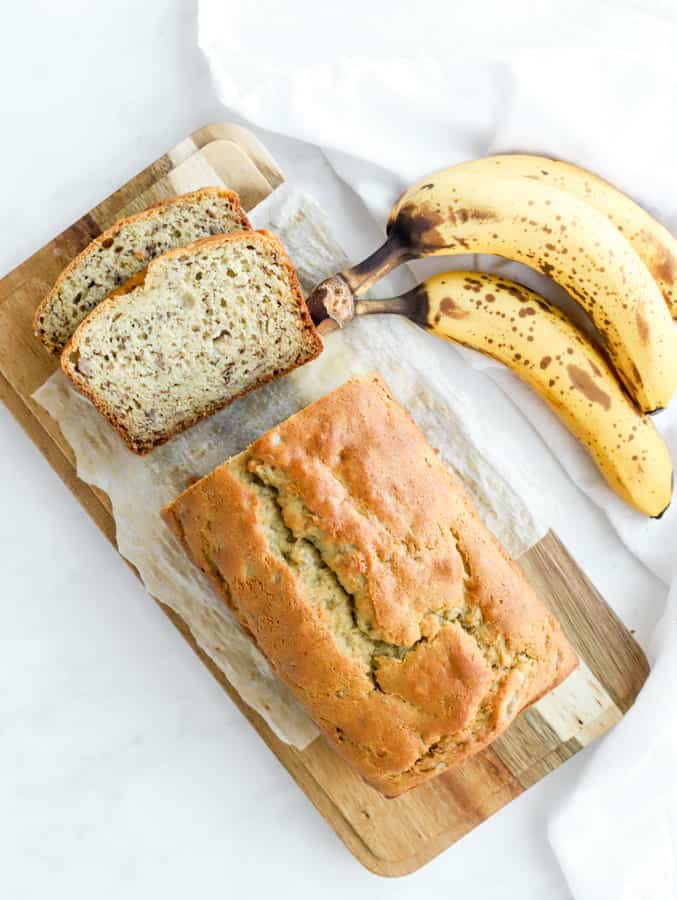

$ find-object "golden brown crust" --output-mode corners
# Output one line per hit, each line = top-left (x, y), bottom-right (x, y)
(162, 373), (577, 795)
(108, 269), (148, 299)
(34, 187), (252, 354)
(60, 230), (323, 455)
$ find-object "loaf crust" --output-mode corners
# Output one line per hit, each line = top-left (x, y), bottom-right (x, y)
(61, 230), (322, 454)
(162, 373), (577, 796)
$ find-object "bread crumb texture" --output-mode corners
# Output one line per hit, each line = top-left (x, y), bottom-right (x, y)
(162, 373), (577, 796)
(62, 231), (321, 454)
(35, 188), (251, 353)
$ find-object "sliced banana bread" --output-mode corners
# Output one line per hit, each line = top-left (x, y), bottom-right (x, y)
(35, 188), (251, 354)
(61, 230), (322, 454)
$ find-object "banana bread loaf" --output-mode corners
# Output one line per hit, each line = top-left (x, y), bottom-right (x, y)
(162, 372), (577, 796)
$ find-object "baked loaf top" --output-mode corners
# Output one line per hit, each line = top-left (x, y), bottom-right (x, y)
(162, 373), (577, 796)
(34, 187), (251, 354)
(62, 230), (322, 455)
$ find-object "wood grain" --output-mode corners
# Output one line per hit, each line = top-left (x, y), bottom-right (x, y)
(167, 122), (284, 191)
(0, 124), (649, 877)
(123, 141), (273, 216)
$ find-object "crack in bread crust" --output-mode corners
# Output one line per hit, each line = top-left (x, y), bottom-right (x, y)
(249, 459), (514, 660)
(244, 457), (537, 776)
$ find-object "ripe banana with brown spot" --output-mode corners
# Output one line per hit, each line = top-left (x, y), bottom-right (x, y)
(349, 271), (671, 517)
(309, 164), (677, 413)
(454, 155), (677, 316)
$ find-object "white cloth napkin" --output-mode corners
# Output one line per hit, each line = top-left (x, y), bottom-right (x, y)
(199, 3), (677, 896)
(550, 576), (677, 900)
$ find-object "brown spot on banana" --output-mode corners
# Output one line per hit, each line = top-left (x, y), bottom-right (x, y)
(636, 306), (650, 345)
(639, 227), (677, 294)
(497, 282), (529, 302)
(387, 203), (447, 249)
(440, 297), (468, 319)
(631, 362), (643, 387)
(447, 207), (497, 226)
(566, 364), (611, 410)
(653, 250), (676, 285)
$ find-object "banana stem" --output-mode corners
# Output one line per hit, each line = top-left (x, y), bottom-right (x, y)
(306, 234), (409, 333)
(353, 287), (427, 323)
(342, 233), (408, 296)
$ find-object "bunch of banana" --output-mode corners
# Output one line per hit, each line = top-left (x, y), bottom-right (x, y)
(312, 156), (677, 413)
(307, 155), (677, 515)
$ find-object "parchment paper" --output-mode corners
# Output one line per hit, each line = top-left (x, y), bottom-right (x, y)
(34, 188), (545, 749)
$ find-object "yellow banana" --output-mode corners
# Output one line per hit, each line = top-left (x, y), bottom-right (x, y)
(455, 155), (677, 316)
(310, 164), (677, 413)
(386, 270), (671, 517)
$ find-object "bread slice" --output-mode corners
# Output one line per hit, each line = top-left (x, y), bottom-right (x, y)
(61, 230), (322, 454)
(34, 188), (252, 354)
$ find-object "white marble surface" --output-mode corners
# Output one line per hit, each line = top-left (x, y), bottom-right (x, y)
(0, 2), (667, 898)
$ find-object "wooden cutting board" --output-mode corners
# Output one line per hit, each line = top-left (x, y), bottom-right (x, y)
(0, 123), (649, 877)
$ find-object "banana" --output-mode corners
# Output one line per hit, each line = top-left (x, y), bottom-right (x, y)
(392, 270), (672, 517)
(312, 164), (677, 413)
(455, 155), (677, 316)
